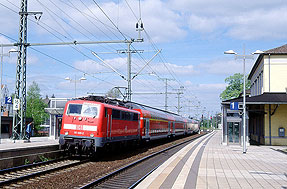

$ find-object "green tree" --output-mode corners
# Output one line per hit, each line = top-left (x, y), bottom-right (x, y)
(220, 73), (251, 101)
(26, 81), (48, 133)
(106, 88), (121, 98)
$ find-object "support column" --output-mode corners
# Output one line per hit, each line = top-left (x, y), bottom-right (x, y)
(269, 104), (271, 145)
(127, 42), (131, 102)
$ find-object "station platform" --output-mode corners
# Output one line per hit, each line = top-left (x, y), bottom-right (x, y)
(136, 131), (287, 189)
(0, 137), (60, 169)
(0, 137), (58, 152)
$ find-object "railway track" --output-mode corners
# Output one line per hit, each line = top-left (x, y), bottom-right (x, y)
(0, 157), (88, 188)
(0, 145), (62, 170)
(80, 133), (207, 189)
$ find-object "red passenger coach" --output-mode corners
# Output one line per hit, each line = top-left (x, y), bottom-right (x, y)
(60, 96), (199, 155)
(59, 98), (140, 154)
(127, 103), (188, 141)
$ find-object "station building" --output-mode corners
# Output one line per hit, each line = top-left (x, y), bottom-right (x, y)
(221, 44), (287, 146)
(43, 97), (70, 139)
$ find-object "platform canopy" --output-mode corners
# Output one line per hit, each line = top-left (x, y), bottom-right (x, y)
(44, 108), (64, 115)
(222, 92), (287, 105)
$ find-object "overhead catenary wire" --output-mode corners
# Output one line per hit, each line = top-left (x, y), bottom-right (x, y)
(124, 0), (138, 20)
(92, 0), (128, 40)
(0, 32), (116, 86)
(50, 0), (162, 94)
(86, 0), (164, 92)
(3, 0), (129, 80)
(85, 0), (191, 107)
(0, 0), (196, 112)
(66, 0), (127, 51)
(51, 0), (152, 86)
(35, 0), (122, 70)
(1, 1), (159, 94)
(141, 27), (201, 110)
(73, 0), (164, 93)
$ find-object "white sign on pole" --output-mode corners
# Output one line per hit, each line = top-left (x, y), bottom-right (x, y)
(13, 99), (20, 110)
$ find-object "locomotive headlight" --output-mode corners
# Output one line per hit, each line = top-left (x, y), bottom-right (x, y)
(65, 131), (69, 135)
(90, 133), (94, 137)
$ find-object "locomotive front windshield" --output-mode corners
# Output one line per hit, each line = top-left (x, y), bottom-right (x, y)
(66, 103), (99, 117)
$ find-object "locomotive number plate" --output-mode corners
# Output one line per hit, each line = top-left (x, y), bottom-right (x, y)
(76, 125), (84, 130)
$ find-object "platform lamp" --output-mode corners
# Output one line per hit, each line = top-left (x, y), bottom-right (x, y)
(65, 75), (87, 98)
(0, 46), (18, 143)
(224, 48), (263, 154)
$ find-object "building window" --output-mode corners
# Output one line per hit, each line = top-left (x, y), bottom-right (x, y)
(255, 80), (257, 95)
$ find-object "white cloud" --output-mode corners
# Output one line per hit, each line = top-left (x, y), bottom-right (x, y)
(169, 0), (287, 40)
(74, 56), (199, 79)
(6, 53), (39, 65)
(0, 4), (18, 33)
(2, 0), (287, 43)
(74, 57), (127, 77)
(151, 62), (199, 76)
(198, 59), (254, 75)
(0, 36), (11, 44)
(6, 0), (186, 43)
(183, 80), (227, 113)
(189, 15), (219, 33)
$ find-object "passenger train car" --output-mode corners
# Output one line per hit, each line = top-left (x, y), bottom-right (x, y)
(59, 96), (199, 154)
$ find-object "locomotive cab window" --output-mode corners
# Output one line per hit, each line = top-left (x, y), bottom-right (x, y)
(82, 104), (99, 118)
(66, 103), (99, 117)
(67, 104), (82, 115)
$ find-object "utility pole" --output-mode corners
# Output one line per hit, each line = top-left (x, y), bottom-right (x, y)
(127, 42), (132, 102)
(174, 86), (184, 114)
(118, 41), (160, 102)
(116, 42), (142, 102)
(207, 111), (210, 128)
(9, 0), (151, 139)
(13, 0), (42, 140)
(158, 78), (174, 111)
(9, 2), (141, 140)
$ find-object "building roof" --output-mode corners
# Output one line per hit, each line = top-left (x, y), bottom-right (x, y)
(264, 44), (287, 54)
(248, 44), (287, 79)
(222, 93), (287, 105)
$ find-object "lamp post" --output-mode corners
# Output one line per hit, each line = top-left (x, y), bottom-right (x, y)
(65, 75), (87, 97)
(0, 45), (18, 143)
(224, 47), (263, 153)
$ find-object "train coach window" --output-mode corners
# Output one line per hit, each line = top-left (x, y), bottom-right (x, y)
(67, 104), (82, 115)
(125, 112), (131, 120)
(121, 111), (126, 120)
(112, 109), (121, 119)
(132, 113), (139, 121)
(105, 108), (108, 117)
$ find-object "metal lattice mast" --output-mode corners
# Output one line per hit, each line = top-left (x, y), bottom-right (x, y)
(12, 0), (42, 140)
(127, 42), (132, 101)
(174, 86), (184, 115)
(13, 0), (27, 140)
(158, 78), (174, 111)
(21, 0), (28, 140)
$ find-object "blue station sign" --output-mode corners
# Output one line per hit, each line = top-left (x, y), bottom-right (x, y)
(230, 102), (239, 110)
(5, 96), (13, 104)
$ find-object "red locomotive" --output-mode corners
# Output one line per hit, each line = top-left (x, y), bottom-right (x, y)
(59, 96), (199, 154)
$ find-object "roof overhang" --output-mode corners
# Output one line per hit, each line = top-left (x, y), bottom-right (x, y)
(222, 93), (287, 105)
(45, 108), (64, 115)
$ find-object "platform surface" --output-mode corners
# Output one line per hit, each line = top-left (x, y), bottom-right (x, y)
(0, 137), (58, 152)
(136, 131), (287, 189)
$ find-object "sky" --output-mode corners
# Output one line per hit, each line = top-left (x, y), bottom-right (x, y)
(0, 0), (287, 118)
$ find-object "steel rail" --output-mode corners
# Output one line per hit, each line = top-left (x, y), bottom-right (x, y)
(0, 158), (89, 187)
(0, 156), (67, 174)
(80, 133), (207, 189)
